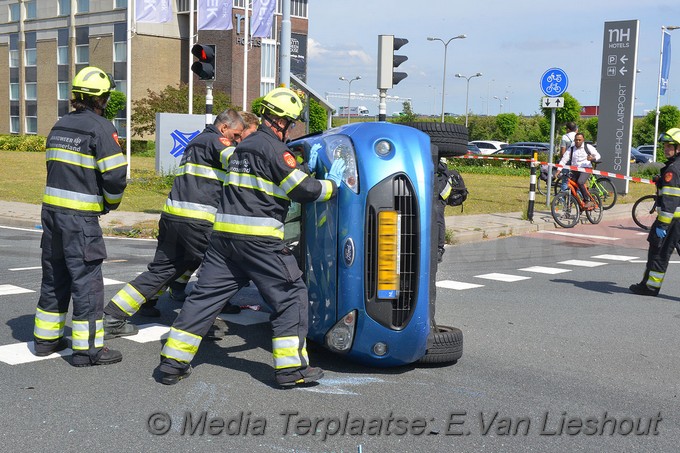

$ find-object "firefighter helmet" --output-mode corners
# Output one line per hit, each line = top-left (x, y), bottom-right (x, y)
(260, 88), (303, 121)
(659, 128), (680, 146)
(72, 66), (116, 97)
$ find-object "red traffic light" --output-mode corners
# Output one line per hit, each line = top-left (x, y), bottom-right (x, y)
(191, 44), (215, 80)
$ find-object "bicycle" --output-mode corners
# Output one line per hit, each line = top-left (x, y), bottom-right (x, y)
(537, 164), (617, 210)
(550, 176), (603, 228)
(632, 194), (657, 230)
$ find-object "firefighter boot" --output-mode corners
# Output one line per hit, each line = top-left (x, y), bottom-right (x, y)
(161, 366), (193, 385)
(71, 347), (122, 367)
(275, 366), (324, 388)
(33, 337), (69, 357)
(139, 298), (161, 318)
(629, 283), (659, 297)
(103, 313), (139, 339)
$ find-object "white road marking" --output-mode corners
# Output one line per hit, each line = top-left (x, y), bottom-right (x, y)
(475, 273), (531, 282)
(103, 278), (124, 286)
(9, 266), (41, 271)
(558, 259), (607, 267)
(518, 266), (571, 274)
(0, 341), (71, 365)
(218, 309), (270, 326)
(537, 230), (619, 241)
(0, 284), (34, 295)
(591, 254), (639, 261)
(436, 280), (484, 290)
(122, 324), (170, 343)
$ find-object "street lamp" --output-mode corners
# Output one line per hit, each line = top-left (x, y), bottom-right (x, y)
(653, 25), (680, 161)
(427, 34), (467, 123)
(493, 95), (507, 114)
(339, 75), (361, 124)
(454, 72), (482, 127)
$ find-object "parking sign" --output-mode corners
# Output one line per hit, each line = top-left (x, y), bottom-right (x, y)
(540, 68), (568, 96)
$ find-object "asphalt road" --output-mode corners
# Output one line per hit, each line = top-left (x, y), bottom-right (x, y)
(0, 218), (678, 452)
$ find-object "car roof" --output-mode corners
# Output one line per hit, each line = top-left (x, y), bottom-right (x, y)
(470, 140), (508, 146)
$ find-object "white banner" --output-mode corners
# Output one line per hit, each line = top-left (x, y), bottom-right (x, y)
(198, 0), (233, 31)
(251, 0), (276, 38)
(135, 0), (172, 24)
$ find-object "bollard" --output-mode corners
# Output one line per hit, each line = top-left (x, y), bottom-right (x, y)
(527, 151), (537, 221)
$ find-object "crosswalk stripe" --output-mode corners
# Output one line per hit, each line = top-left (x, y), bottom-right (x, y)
(436, 280), (484, 290)
(591, 254), (639, 261)
(0, 341), (71, 365)
(103, 278), (124, 286)
(475, 273), (531, 282)
(0, 284), (34, 295)
(9, 266), (41, 271)
(518, 266), (571, 274)
(558, 259), (607, 267)
(537, 230), (619, 241)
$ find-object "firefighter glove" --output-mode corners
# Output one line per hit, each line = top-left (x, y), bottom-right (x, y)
(308, 143), (321, 171)
(656, 226), (667, 239)
(326, 158), (346, 187)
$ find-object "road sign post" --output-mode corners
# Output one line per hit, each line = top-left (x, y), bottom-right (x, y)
(540, 68), (569, 206)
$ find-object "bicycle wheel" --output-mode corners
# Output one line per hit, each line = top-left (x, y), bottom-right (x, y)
(594, 177), (617, 210)
(585, 193), (603, 224)
(551, 191), (581, 228)
(536, 176), (547, 196)
(632, 194), (657, 230)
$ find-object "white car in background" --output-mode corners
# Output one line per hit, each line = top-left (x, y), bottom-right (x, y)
(469, 140), (508, 155)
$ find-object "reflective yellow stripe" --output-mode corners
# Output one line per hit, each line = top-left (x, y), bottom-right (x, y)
(659, 186), (680, 197)
(658, 211), (673, 224)
(315, 180), (334, 202)
(160, 327), (202, 363)
(97, 153), (127, 172)
(280, 169), (309, 194)
(220, 146), (236, 169)
(34, 308), (66, 340)
(46, 148), (96, 168)
(440, 182), (452, 200)
(95, 319), (104, 348)
(181, 163), (225, 182)
(72, 320), (89, 350)
(224, 172), (289, 200)
(162, 199), (217, 223)
(103, 188), (124, 205)
(272, 336), (302, 369)
(647, 271), (664, 289)
(111, 283), (145, 316)
(213, 213), (284, 239)
(43, 186), (103, 212)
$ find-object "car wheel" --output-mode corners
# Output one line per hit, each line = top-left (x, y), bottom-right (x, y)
(403, 122), (469, 157)
(418, 325), (463, 364)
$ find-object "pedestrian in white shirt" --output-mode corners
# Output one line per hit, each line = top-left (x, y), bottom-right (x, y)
(558, 132), (601, 209)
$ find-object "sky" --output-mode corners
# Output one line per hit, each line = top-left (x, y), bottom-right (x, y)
(305, 0), (680, 117)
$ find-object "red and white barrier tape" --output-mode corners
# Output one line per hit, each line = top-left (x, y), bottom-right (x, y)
(455, 155), (536, 163)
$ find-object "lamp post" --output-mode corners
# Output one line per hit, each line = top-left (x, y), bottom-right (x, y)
(653, 25), (680, 161)
(493, 95), (507, 114)
(454, 72), (482, 127)
(339, 75), (361, 124)
(427, 34), (467, 123)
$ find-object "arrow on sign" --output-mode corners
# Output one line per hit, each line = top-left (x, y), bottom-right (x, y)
(619, 66), (627, 76)
(620, 55), (628, 64)
(555, 98), (562, 106)
(544, 98), (552, 107)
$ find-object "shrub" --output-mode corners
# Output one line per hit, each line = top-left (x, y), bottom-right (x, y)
(0, 134), (46, 152)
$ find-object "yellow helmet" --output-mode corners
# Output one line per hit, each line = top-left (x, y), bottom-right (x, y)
(260, 87), (303, 121)
(659, 128), (680, 145)
(72, 66), (115, 97)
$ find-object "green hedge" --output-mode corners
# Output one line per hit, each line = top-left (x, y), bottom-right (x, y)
(0, 135), (46, 152)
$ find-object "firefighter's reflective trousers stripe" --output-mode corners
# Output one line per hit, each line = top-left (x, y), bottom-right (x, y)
(34, 209), (106, 357)
(105, 217), (211, 318)
(160, 235), (310, 375)
(642, 220), (680, 291)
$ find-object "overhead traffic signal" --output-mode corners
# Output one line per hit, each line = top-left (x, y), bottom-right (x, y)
(191, 44), (216, 80)
(377, 35), (408, 90)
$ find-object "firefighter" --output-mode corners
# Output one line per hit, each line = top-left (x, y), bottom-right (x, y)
(630, 128), (680, 296)
(33, 66), (127, 366)
(102, 110), (246, 336)
(158, 87), (345, 387)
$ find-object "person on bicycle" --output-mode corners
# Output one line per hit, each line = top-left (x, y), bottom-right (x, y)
(630, 127), (680, 296)
(559, 122), (578, 191)
(558, 132), (601, 209)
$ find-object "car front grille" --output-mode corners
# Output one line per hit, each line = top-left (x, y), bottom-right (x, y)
(364, 174), (419, 329)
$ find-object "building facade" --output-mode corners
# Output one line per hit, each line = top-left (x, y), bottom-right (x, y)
(0, 0), (309, 137)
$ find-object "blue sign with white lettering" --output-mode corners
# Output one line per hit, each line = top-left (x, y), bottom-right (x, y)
(540, 68), (568, 97)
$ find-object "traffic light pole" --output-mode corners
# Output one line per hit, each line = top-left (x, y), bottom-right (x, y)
(205, 80), (214, 126)
(378, 89), (387, 122)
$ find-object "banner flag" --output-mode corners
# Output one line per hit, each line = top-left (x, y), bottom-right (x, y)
(251, 0), (276, 38)
(660, 30), (672, 96)
(198, 0), (233, 31)
(135, 0), (172, 24)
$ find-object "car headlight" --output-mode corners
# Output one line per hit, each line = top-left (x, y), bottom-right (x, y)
(325, 310), (356, 352)
(324, 135), (358, 193)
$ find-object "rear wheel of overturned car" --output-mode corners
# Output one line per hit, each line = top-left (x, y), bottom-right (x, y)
(418, 325), (463, 364)
(403, 122), (469, 157)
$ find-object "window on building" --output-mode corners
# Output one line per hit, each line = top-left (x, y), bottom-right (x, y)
(290, 0), (307, 18)
(26, 117), (38, 134)
(114, 42), (126, 62)
(76, 45), (89, 64)
(25, 83), (37, 101)
(57, 46), (68, 65)
(58, 82), (69, 100)
(9, 50), (19, 67)
(113, 119), (127, 139)
(115, 80), (127, 95)
(9, 83), (19, 101)
(25, 1), (37, 19)
(25, 48), (37, 66)
(77, 0), (90, 13)
(260, 39), (276, 96)
(58, 0), (71, 15)
(233, 0), (245, 8)
(10, 117), (20, 134)
(115, 0), (128, 8)
(9, 3), (20, 21)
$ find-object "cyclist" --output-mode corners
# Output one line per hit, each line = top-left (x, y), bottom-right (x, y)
(558, 132), (600, 209)
(630, 128), (680, 296)
(559, 122), (578, 191)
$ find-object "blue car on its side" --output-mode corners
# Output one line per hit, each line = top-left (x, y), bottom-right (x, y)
(286, 122), (463, 367)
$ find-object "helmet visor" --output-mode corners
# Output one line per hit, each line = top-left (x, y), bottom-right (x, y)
(658, 132), (678, 144)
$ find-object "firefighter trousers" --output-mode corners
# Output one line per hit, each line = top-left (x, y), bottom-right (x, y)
(105, 217), (211, 318)
(34, 209), (107, 360)
(641, 220), (680, 291)
(160, 235), (309, 375)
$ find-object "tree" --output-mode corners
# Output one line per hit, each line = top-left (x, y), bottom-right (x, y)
(540, 91), (581, 135)
(633, 105), (680, 147)
(393, 101), (417, 123)
(308, 98), (327, 133)
(131, 83), (236, 137)
(495, 113), (519, 141)
(104, 90), (126, 121)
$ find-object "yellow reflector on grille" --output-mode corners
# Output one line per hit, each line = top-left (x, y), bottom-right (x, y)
(377, 211), (400, 299)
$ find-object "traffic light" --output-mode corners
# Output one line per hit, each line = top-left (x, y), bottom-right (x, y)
(191, 44), (215, 80)
(377, 35), (408, 89)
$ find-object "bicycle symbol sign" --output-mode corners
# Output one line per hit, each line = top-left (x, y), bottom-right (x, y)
(540, 68), (569, 97)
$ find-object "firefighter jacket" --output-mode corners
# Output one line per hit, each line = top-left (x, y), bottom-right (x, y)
(216, 126), (337, 241)
(655, 155), (680, 226)
(162, 124), (235, 226)
(43, 108), (127, 215)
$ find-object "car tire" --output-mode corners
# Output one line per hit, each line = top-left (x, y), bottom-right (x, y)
(403, 122), (469, 157)
(418, 325), (463, 364)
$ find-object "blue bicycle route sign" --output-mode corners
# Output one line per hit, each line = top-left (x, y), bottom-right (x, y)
(540, 68), (568, 97)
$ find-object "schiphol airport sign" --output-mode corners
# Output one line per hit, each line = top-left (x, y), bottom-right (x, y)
(596, 20), (639, 194)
